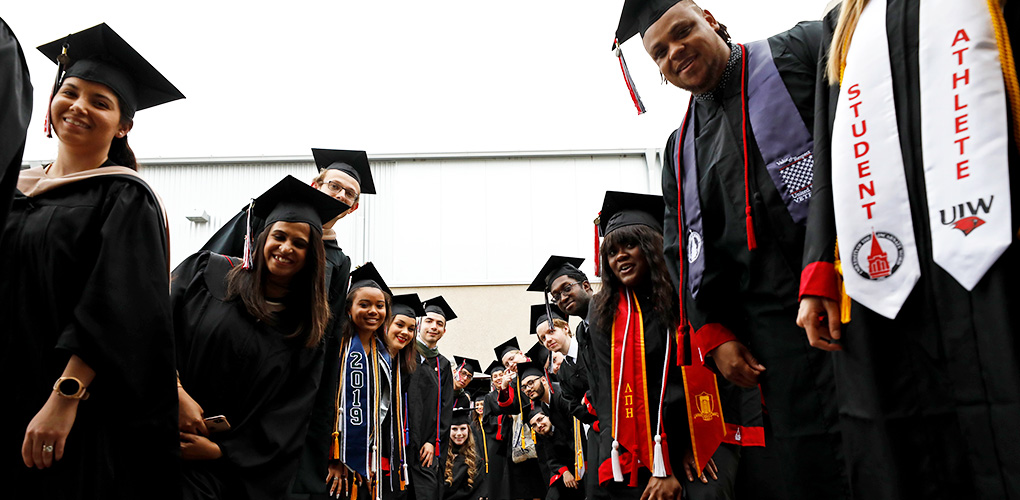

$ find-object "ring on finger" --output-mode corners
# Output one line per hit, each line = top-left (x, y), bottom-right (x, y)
(42, 444), (54, 453)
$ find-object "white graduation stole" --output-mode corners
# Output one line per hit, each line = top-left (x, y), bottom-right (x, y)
(831, 0), (921, 319)
(919, 0), (1011, 290)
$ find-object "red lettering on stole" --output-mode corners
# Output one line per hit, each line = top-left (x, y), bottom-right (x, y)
(846, 83), (877, 219)
(951, 29), (972, 180)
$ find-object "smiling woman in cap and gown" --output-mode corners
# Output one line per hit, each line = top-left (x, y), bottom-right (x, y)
(172, 175), (346, 500)
(798, 0), (1020, 498)
(1, 23), (183, 499)
(283, 150), (378, 500)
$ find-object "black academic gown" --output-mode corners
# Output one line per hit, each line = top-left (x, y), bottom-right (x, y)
(172, 251), (324, 500)
(408, 352), (455, 500)
(0, 170), (179, 499)
(661, 22), (846, 500)
(478, 390), (510, 500)
(202, 209), (354, 500)
(493, 376), (553, 500)
(0, 17), (31, 239)
(587, 293), (687, 500)
(535, 389), (586, 500)
(802, 3), (1020, 498)
(442, 441), (484, 500)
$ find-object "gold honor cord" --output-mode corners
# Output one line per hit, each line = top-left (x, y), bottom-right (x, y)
(370, 340), (382, 500)
(332, 337), (352, 460)
(987, 0), (1020, 154)
(479, 413), (490, 473)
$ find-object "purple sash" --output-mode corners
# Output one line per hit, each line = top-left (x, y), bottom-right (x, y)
(675, 40), (814, 298)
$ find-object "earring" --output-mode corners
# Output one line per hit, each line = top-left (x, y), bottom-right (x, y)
(660, 72), (667, 85)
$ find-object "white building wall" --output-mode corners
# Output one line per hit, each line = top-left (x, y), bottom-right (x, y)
(139, 150), (663, 287)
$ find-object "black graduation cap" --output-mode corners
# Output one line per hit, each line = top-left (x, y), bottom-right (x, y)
(453, 356), (482, 375)
(348, 262), (392, 296)
(530, 304), (565, 335)
(527, 256), (586, 292)
(251, 175), (350, 235)
(467, 378), (491, 400)
(526, 404), (547, 423)
(516, 361), (546, 382)
(311, 148), (376, 195)
(613, 0), (684, 48)
(493, 337), (520, 362)
(598, 191), (665, 236)
(526, 342), (549, 367)
(392, 293), (425, 320)
(484, 360), (505, 376)
(422, 296), (457, 321)
(38, 23), (185, 119)
(451, 406), (473, 426)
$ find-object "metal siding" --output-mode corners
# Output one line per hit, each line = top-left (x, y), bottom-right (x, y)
(138, 153), (657, 284)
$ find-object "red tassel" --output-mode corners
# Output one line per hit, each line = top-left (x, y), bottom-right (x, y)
(738, 43), (756, 252)
(745, 209), (757, 251)
(615, 39), (647, 115)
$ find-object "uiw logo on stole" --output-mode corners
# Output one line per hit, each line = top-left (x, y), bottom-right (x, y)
(939, 196), (995, 236)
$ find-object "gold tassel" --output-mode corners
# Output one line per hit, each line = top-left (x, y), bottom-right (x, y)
(331, 431), (340, 460)
(350, 480), (358, 500)
(833, 240), (852, 324)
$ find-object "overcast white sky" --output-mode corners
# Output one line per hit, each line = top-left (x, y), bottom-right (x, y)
(7, 0), (830, 162)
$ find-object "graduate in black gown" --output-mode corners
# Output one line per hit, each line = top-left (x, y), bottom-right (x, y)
(325, 263), (394, 500)
(479, 361), (511, 500)
(587, 192), (689, 500)
(527, 257), (604, 500)
(407, 297), (457, 500)
(518, 362), (587, 500)
(613, 1), (847, 497)
(1, 23), (183, 500)
(798, 1), (1020, 498)
(174, 176), (346, 500)
(492, 338), (549, 500)
(0, 16), (31, 236)
(443, 406), (486, 500)
(381, 293), (427, 500)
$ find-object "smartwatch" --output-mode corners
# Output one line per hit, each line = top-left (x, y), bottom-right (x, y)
(53, 376), (90, 400)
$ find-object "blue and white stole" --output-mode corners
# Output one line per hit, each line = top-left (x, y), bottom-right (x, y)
(336, 334), (391, 479)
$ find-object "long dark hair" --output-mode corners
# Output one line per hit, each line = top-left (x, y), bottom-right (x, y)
(592, 224), (680, 331)
(109, 132), (137, 170)
(225, 223), (330, 347)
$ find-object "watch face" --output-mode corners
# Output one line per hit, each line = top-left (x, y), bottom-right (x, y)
(58, 378), (81, 396)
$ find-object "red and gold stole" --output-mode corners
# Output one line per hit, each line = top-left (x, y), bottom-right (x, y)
(680, 362), (726, 473)
(608, 290), (658, 486)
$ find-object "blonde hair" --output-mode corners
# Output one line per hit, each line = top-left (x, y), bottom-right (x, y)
(552, 318), (572, 336)
(826, 0), (869, 84)
(444, 428), (479, 488)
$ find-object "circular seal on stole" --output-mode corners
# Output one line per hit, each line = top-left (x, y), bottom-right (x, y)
(850, 231), (905, 281)
(687, 230), (703, 263)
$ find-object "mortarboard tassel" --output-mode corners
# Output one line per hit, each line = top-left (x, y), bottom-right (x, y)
(44, 42), (71, 138)
(241, 198), (255, 269)
(615, 39), (647, 115)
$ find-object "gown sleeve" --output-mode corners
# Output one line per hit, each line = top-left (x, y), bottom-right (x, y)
(56, 180), (176, 413)
(0, 18), (31, 234)
(800, 8), (842, 301)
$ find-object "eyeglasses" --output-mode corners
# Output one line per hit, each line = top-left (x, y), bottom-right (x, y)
(550, 281), (583, 303)
(324, 181), (358, 204)
(522, 377), (542, 390)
